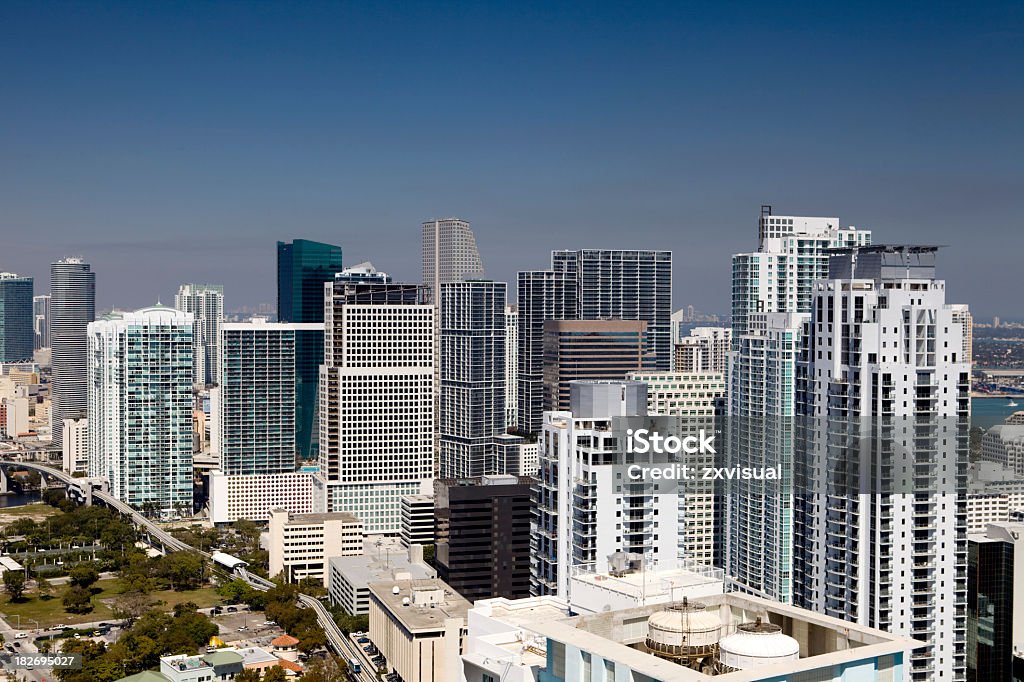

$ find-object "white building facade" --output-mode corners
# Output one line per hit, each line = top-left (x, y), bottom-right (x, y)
(174, 283), (224, 387)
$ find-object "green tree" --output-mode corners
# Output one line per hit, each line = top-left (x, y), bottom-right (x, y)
(217, 578), (253, 604)
(298, 654), (348, 682)
(3, 570), (26, 601)
(234, 669), (262, 682)
(63, 585), (94, 613)
(69, 564), (100, 589)
(35, 573), (54, 599)
(155, 552), (204, 591)
(263, 666), (288, 682)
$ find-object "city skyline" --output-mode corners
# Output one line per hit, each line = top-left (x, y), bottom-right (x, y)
(2, 2), (1021, 318)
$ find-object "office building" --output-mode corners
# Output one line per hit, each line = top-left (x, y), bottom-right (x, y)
(731, 209), (871, 341)
(543, 319), (654, 414)
(276, 239), (343, 459)
(967, 522), (1023, 681)
(400, 494), (435, 547)
(518, 249), (672, 434)
(174, 283), (224, 386)
(421, 218), (484, 305)
(208, 470), (316, 524)
(50, 257), (96, 448)
(463, 593), (923, 682)
(33, 294), (50, 350)
(328, 541), (436, 616)
(439, 280), (507, 479)
(673, 326), (731, 373)
(88, 306), (194, 516)
(316, 273), (434, 533)
(2, 396), (29, 438)
(533, 381), (688, 599)
(268, 508), (363, 585)
(62, 417), (88, 475)
(219, 319), (323, 475)
(628, 371), (725, 418)
(434, 474), (532, 602)
(368, 578), (471, 682)
(505, 303), (518, 428)
(0, 273), (33, 364)
(980, 423), (1024, 476)
(794, 245), (970, 681)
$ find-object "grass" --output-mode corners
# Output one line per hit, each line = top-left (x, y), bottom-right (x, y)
(0, 578), (221, 628)
(0, 503), (64, 522)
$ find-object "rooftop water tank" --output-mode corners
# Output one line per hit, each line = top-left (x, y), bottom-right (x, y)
(718, 619), (799, 671)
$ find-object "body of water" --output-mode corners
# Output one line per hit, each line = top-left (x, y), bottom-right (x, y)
(0, 491), (41, 508)
(972, 396), (1022, 429)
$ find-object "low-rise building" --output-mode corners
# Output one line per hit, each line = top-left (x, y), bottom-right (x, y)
(268, 508), (363, 585)
(399, 494), (435, 547)
(329, 540), (436, 616)
(208, 470), (315, 524)
(368, 578), (470, 682)
(160, 650), (244, 682)
(463, 592), (924, 682)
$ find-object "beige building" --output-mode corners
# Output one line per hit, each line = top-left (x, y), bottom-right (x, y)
(368, 579), (470, 682)
(62, 417), (88, 475)
(268, 508), (363, 585)
(627, 371), (725, 417)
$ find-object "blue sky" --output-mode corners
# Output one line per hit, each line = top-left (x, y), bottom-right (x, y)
(2, 1), (1021, 317)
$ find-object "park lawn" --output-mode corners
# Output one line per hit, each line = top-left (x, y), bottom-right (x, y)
(0, 503), (64, 525)
(0, 578), (222, 628)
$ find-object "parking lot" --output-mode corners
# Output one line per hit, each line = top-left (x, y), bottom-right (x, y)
(208, 606), (287, 649)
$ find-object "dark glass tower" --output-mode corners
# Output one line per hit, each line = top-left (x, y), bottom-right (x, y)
(0, 273), (34, 363)
(276, 240), (343, 460)
(50, 258), (95, 448)
(968, 526), (1017, 682)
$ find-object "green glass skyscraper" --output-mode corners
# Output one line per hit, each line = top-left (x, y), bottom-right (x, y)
(0, 273), (34, 363)
(277, 239), (343, 460)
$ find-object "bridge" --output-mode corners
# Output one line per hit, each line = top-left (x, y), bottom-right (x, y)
(0, 459), (366, 671)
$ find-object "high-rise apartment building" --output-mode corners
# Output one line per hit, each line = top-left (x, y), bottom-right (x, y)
(0, 273), (33, 363)
(174, 283), (224, 386)
(421, 218), (484, 305)
(518, 249), (672, 434)
(219, 319), (322, 475)
(731, 209), (871, 341)
(794, 245), (970, 681)
(434, 474), (532, 602)
(50, 257), (96, 448)
(673, 326), (731, 373)
(725, 311), (806, 604)
(951, 304), (973, 366)
(504, 304), (518, 428)
(533, 381), (684, 599)
(61, 417), (88, 475)
(88, 306), (194, 516)
(542, 319), (654, 413)
(276, 239), (342, 459)
(33, 294), (50, 350)
(439, 280), (506, 479)
(316, 271), (434, 533)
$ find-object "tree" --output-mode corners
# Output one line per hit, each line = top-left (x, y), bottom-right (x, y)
(263, 666), (287, 682)
(154, 552), (203, 591)
(216, 578), (253, 604)
(3, 570), (26, 601)
(69, 564), (100, 589)
(299, 654), (348, 682)
(63, 585), (94, 613)
(234, 669), (262, 682)
(111, 591), (158, 626)
(35, 574), (54, 599)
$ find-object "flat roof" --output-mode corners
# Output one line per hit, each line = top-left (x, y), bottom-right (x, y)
(330, 545), (435, 587)
(271, 509), (360, 525)
(571, 563), (723, 600)
(368, 579), (470, 632)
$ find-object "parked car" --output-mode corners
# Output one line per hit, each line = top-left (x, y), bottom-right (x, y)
(357, 637), (369, 644)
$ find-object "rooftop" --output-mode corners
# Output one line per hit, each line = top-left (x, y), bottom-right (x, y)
(368, 579), (471, 632)
(330, 538), (436, 586)
(270, 509), (360, 525)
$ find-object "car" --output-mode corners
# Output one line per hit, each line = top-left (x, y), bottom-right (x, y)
(237, 626), (248, 632)
(54, 624), (67, 629)
(357, 637), (369, 644)
(13, 642), (21, 648)
(14, 633), (28, 639)
(226, 607), (237, 613)
(262, 620), (276, 626)
(93, 631), (102, 637)
(98, 623), (110, 627)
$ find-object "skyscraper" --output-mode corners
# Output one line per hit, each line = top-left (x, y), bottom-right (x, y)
(219, 319), (323, 475)
(174, 283), (224, 386)
(731, 208), (871, 341)
(276, 239), (343, 459)
(88, 306), (194, 516)
(439, 279), (506, 479)
(0, 273), (33, 363)
(542, 319), (654, 413)
(421, 218), (484, 305)
(33, 294), (50, 350)
(504, 304), (518, 429)
(50, 257), (96, 448)
(517, 249), (672, 434)
(673, 326), (731, 373)
(317, 268), (434, 533)
(794, 245), (970, 681)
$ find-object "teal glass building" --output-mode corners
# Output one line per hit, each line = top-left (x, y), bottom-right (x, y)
(0, 273), (34, 363)
(276, 239), (343, 460)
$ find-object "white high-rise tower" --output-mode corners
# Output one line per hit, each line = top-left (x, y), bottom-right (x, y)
(421, 218), (484, 305)
(175, 283), (224, 386)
